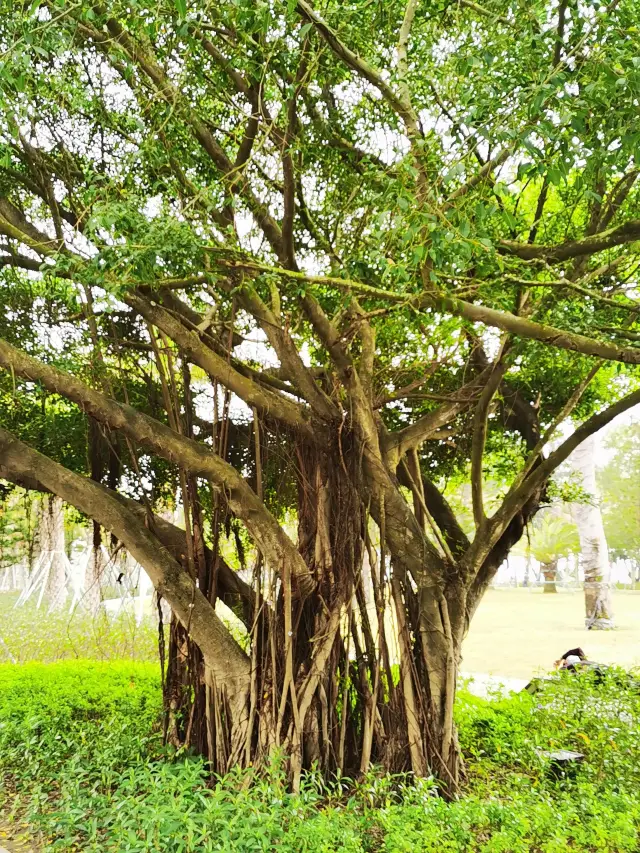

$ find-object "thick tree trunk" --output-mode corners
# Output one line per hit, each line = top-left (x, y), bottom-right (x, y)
(160, 432), (467, 793)
(571, 436), (614, 629)
(0, 417), (534, 797)
(541, 559), (558, 593)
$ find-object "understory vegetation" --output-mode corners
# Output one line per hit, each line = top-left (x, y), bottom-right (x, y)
(1, 660), (638, 853)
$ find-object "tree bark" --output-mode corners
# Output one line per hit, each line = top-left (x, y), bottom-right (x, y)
(43, 495), (68, 611)
(571, 436), (614, 629)
(541, 559), (558, 594)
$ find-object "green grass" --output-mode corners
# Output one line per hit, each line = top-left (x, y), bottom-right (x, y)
(462, 588), (640, 678)
(1, 661), (639, 852)
(0, 593), (159, 663)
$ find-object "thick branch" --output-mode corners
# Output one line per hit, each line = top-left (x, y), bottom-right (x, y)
(499, 219), (640, 262)
(421, 474), (470, 559)
(0, 250), (43, 272)
(0, 197), (62, 256)
(0, 337), (315, 598)
(0, 427), (250, 692)
(113, 493), (255, 626)
(438, 295), (640, 364)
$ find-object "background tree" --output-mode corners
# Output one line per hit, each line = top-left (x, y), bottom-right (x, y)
(518, 510), (580, 593)
(0, 0), (640, 792)
(570, 435), (614, 628)
(598, 419), (640, 584)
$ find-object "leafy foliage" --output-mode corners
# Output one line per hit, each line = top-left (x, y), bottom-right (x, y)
(1, 660), (639, 852)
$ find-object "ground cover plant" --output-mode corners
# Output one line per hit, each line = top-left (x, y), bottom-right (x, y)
(1, 660), (638, 852)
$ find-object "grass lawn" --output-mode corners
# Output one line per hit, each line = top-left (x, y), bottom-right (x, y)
(4, 588), (640, 681)
(0, 593), (158, 664)
(463, 588), (640, 678)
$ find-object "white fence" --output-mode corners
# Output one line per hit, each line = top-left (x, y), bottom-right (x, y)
(492, 555), (639, 589)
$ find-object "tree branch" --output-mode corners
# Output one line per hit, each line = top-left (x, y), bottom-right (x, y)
(384, 369), (490, 463)
(207, 255), (640, 364)
(464, 385), (640, 575)
(295, 0), (420, 135)
(458, 0), (511, 26)
(0, 426), (250, 693)
(0, 250), (44, 272)
(471, 359), (507, 528)
(0, 197), (62, 256)
(445, 148), (510, 206)
(396, 0), (419, 106)
(499, 218), (640, 262)
(126, 290), (315, 435)
(0, 337), (315, 599)
(421, 473), (470, 558)
(598, 169), (639, 231)
(217, 279), (338, 418)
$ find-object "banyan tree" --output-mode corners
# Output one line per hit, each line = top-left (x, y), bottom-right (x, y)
(1, 0), (639, 792)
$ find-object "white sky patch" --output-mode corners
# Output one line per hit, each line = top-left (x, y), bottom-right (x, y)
(194, 381), (252, 425)
(233, 327), (280, 369)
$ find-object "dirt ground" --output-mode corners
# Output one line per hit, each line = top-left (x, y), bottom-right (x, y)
(462, 588), (640, 679)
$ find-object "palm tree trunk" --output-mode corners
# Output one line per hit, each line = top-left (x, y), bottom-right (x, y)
(541, 559), (558, 593)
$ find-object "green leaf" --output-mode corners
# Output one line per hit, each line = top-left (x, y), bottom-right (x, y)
(548, 167), (562, 186)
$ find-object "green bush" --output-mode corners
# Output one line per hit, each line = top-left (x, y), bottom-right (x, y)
(0, 661), (639, 852)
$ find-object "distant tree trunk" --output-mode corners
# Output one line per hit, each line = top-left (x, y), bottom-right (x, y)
(571, 436), (614, 629)
(541, 559), (558, 593)
(44, 495), (68, 611)
(83, 522), (105, 615)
